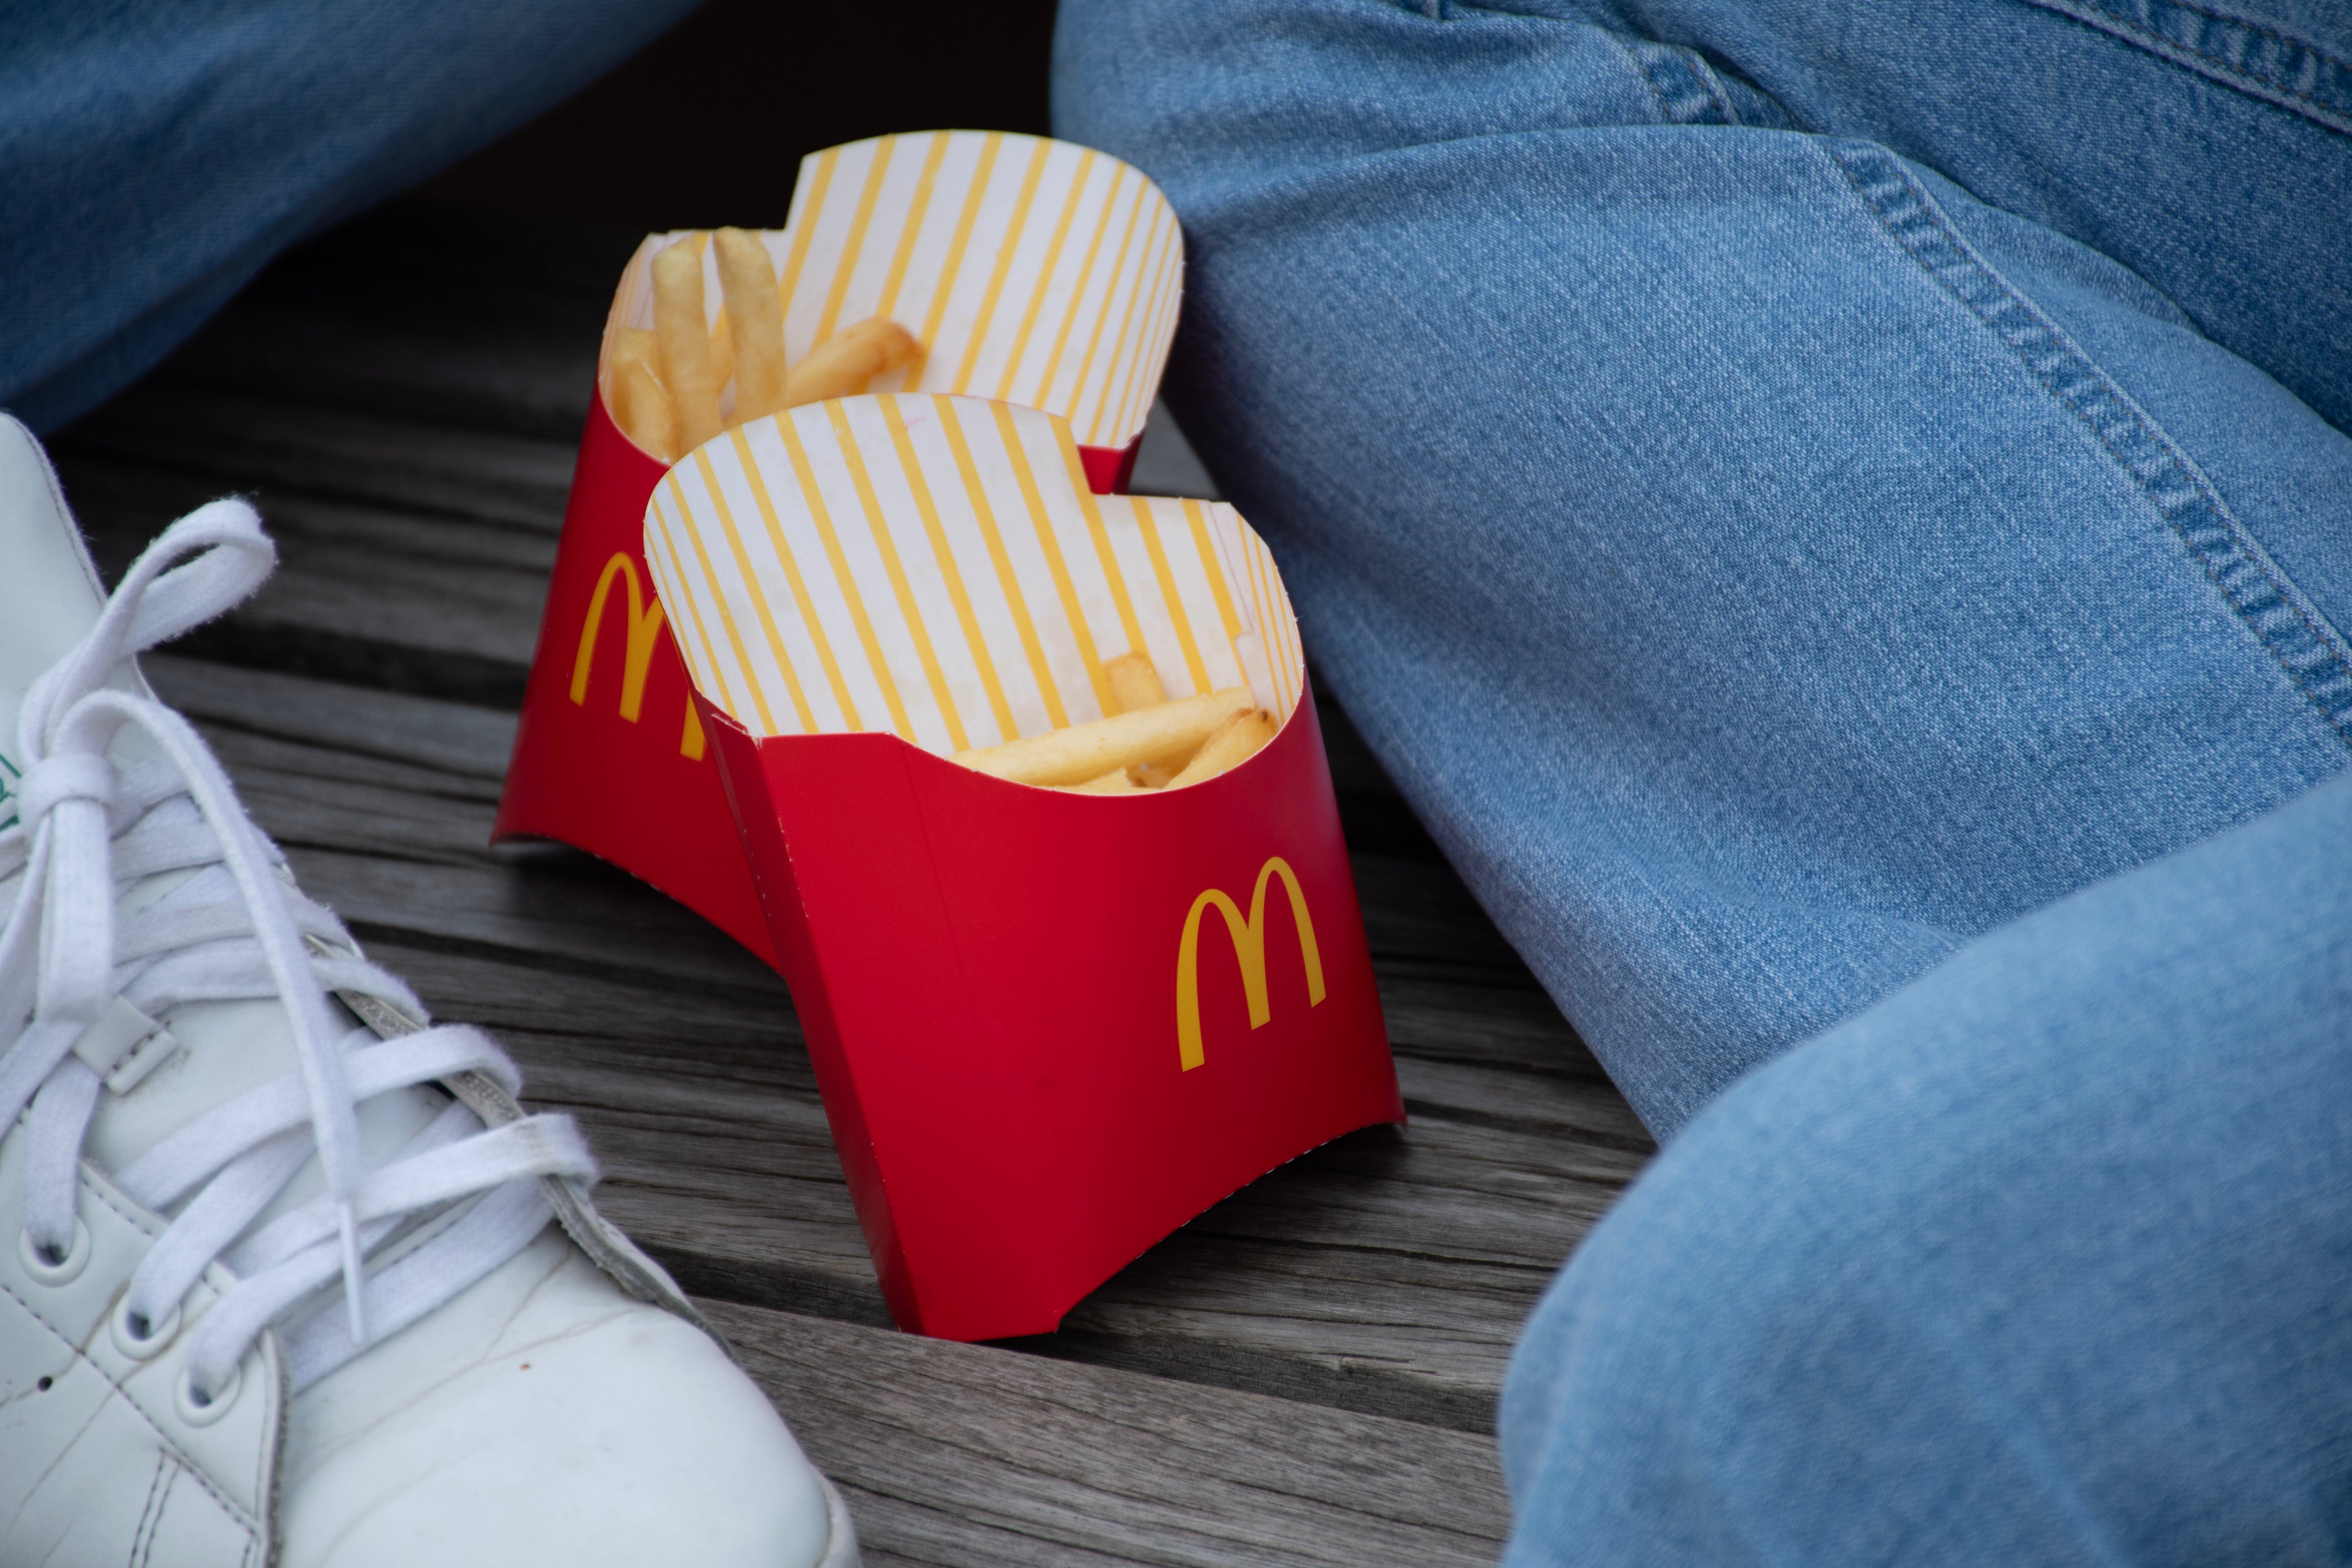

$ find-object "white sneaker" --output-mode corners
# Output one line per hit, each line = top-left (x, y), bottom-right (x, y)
(0, 415), (858, 1568)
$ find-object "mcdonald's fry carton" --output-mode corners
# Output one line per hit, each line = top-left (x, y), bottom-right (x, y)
(649, 395), (1401, 1340)
(495, 131), (1184, 958)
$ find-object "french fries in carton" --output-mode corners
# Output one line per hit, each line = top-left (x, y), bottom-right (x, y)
(496, 132), (1184, 958)
(650, 395), (1400, 1340)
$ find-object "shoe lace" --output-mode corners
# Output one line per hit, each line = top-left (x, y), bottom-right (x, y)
(0, 501), (596, 1400)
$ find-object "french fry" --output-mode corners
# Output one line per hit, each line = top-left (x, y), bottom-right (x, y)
(708, 309), (734, 409)
(608, 328), (676, 460)
(653, 240), (722, 453)
(784, 318), (920, 408)
(714, 228), (787, 423)
(1101, 651), (1165, 716)
(613, 324), (659, 378)
(954, 689), (1253, 787)
(1167, 708), (1278, 789)
(1099, 651), (1181, 783)
(611, 359), (676, 462)
(1058, 768), (1141, 795)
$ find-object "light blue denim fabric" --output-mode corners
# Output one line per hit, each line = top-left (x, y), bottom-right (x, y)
(0, 0), (702, 433)
(1500, 770), (2352, 1565)
(1056, 0), (2352, 1557)
(1054, 0), (2352, 1135)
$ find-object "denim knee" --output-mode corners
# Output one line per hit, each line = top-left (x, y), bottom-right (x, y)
(1501, 774), (2352, 1566)
(1498, 1045), (1972, 1567)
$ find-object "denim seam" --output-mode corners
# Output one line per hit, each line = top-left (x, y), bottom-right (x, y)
(1825, 139), (2352, 748)
(1614, 35), (1736, 126)
(1601, 30), (1682, 124)
(1684, 50), (1739, 125)
(2020, 0), (2352, 134)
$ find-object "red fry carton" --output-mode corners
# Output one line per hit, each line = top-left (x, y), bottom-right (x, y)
(644, 395), (1402, 1340)
(496, 132), (1185, 958)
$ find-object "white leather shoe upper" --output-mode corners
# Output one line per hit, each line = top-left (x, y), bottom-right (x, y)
(0, 415), (856, 1568)
(282, 1231), (839, 1568)
(0, 1125), (286, 1566)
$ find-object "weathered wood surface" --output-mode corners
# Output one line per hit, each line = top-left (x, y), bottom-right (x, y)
(50, 200), (1653, 1565)
(707, 1298), (1511, 1568)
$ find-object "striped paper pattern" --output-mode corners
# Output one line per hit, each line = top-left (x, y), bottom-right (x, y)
(603, 132), (1183, 454)
(644, 395), (1299, 754)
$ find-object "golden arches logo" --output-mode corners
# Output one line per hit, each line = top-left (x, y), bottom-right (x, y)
(1176, 856), (1325, 1071)
(569, 552), (705, 760)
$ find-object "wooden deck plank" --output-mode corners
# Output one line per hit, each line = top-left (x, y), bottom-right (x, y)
(57, 449), (550, 705)
(63, 380), (578, 534)
(702, 1298), (1511, 1568)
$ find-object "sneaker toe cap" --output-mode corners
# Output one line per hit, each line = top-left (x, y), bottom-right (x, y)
(280, 1231), (842, 1568)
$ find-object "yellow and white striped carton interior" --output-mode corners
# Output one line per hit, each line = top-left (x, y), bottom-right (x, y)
(601, 131), (1184, 456)
(643, 395), (1304, 757)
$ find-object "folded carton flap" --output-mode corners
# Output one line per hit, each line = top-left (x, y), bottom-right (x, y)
(646, 395), (1298, 755)
(699, 699), (916, 1319)
(747, 725), (1063, 1328)
(602, 132), (1181, 457)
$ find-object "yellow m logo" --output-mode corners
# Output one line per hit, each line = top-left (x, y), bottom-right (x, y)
(569, 552), (705, 759)
(1176, 856), (1326, 1071)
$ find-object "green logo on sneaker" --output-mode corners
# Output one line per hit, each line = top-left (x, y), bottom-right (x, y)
(0, 751), (16, 833)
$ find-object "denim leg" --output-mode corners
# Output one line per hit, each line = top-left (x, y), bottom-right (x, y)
(0, 0), (702, 432)
(1054, 0), (2352, 1136)
(1496, 769), (2352, 1566)
(1576, 0), (2352, 434)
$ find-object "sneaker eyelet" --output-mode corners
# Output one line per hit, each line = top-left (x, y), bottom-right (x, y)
(18, 1220), (90, 1287)
(110, 1295), (181, 1361)
(175, 1362), (241, 1427)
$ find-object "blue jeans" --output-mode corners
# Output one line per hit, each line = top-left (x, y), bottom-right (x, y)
(1053, 0), (2352, 1560)
(0, 0), (700, 433)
